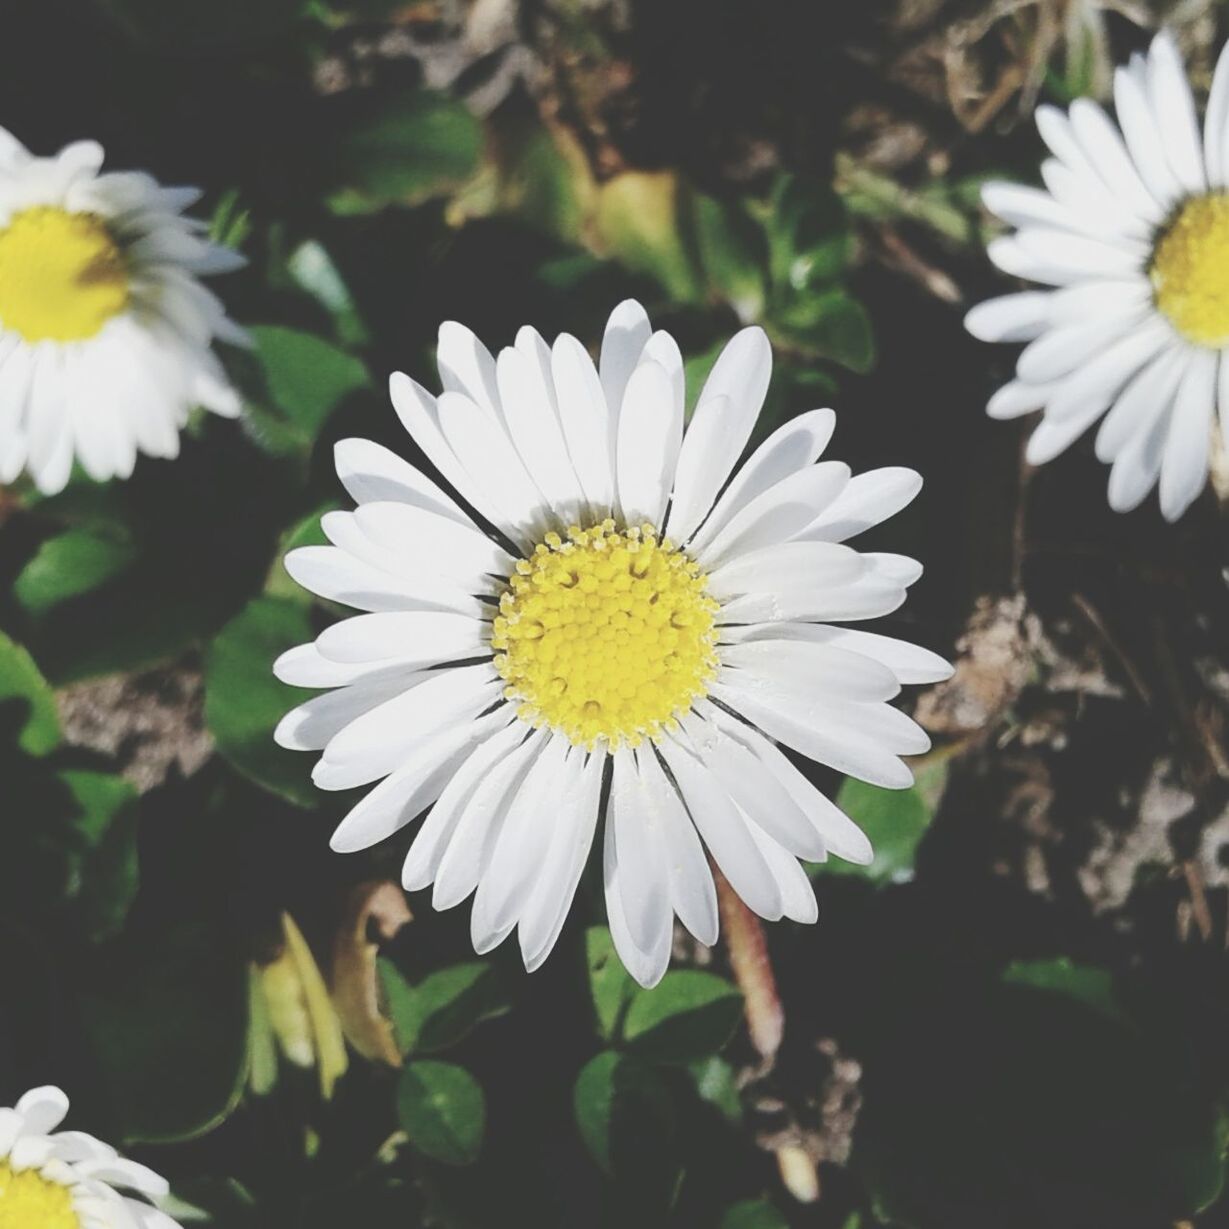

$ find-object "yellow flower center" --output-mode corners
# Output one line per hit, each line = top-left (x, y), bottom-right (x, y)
(0, 206), (129, 342)
(0, 1161), (80, 1229)
(492, 520), (719, 749)
(1150, 193), (1229, 347)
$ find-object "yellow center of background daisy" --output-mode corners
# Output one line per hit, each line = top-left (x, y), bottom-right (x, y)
(1150, 193), (1229, 347)
(0, 206), (129, 342)
(0, 1161), (79, 1229)
(492, 520), (718, 749)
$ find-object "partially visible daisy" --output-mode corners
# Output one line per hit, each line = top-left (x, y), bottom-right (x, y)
(966, 31), (1229, 520)
(0, 125), (247, 495)
(274, 301), (950, 987)
(0, 1085), (180, 1228)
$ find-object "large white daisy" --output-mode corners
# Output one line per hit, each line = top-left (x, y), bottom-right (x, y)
(966, 31), (1229, 521)
(0, 1086), (181, 1229)
(274, 302), (950, 986)
(0, 125), (246, 495)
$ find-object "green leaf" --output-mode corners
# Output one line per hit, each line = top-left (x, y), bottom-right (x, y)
(623, 970), (742, 1063)
(586, 925), (637, 1041)
(692, 193), (767, 318)
(15, 528), (137, 616)
(766, 176), (850, 291)
(59, 769), (140, 942)
(284, 240), (369, 347)
(380, 960), (510, 1056)
(815, 766), (944, 885)
(397, 1060), (486, 1165)
(249, 326), (369, 446)
(596, 171), (704, 302)
(773, 289), (874, 373)
(1002, 958), (1126, 1025)
(0, 629), (60, 756)
(81, 926), (249, 1143)
(329, 92), (483, 212)
(688, 1055), (741, 1122)
(265, 503), (337, 603)
(573, 1051), (676, 1183)
(721, 1198), (790, 1229)
(204, 597), (317, 806)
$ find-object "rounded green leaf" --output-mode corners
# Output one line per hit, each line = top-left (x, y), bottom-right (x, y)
(721, 1198), (790, 1229)
(0, 629), (60, 756)
(204, 597), (317, 806)
(573, 1051), (677, 1190)
(623, 970), (742, 1063)
(397, 1060), (486, 1166)
(586, 925), (636, 1041)
(379, 960), (510, 1056)
(15, 528), (137, 616)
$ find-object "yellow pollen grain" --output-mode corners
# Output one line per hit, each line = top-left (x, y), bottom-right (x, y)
(1150, 192), (1229, 347)
(0, 1161), (80, 1229)
(491, 519), (719, 750)
(0, 206), (129, 342)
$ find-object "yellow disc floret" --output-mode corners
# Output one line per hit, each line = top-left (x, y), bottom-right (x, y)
(0, 206), (129, 342)
(1150, 193), (1229, 347)
(0, 1161), (79, 1229)
(492, 520), (719, 749)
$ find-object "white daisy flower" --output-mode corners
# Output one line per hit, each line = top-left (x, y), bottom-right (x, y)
(0, 1085), (181, 1229)
(0, 124), (247, 495)
(966, 31), (1229, 521)
(274, 302), (950, 987)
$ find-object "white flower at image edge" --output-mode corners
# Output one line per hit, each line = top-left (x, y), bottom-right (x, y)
(274, 301), (951, 987)
(967, 31), (1229, 521)
(0, 1086), (181, 1229)
(0, 125), (247, 495)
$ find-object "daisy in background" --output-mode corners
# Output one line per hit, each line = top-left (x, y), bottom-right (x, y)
(274, 301), (950, 987)
(0, 124), (246, 495)
(966, 31), (1229, 521)
(0, 1085), (181, 1228)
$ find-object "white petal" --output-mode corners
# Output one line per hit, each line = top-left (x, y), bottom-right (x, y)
(471, 732), (573, 949)
(721, 636), (900, 702)
(1067, 99), (1162, 223)
(1013, 227), (1145, 280)
(314, 610), (488, 665)
(1095, 344), (1186, 462)
(330, 710), (512, 852)
(333, 437), (473, 524)
(1016, 313), (1144, 385)
(519, 747), (604, 971)
(743, 819), (818, 924)
(656, 736), (783, 921)
(710, 676), (914, 789)
(598, 299), (652, 423)
(964, 291), (1053, 343)
(617, 359), (682, 526)
(665, 326), (772, 540)
(1108, 393), (1173, 513)
(285, 545), (478, 615)
(987, 379), (1059, 421)
(698, 701), (873, 865)
(603, 794), (672, 989)
(274, 669), (423, 752)
(722, 621), (952, 686)
(352, 500), (512, 582)
(1114, 59), (1183, 209)
(313, 663), (500, 790)
(552, 333), (615, 513)
(1146, 32), (1206, 194)
(707, 540), (864, 601)
(678, 712), (826, 860)
(798, 467), (922, 543)
(274, 642), (415, 689)
(695, 461), (850, 568)
(1159, 348), (1215, 521)
(402, 718), (529, 893)
(15, 1087), (70, 1135)
(687, 408), (836, 554)
(496, 344), (585, 520)
(427, 725), (547, 907)
(635, 746), (718, 946)
(1207, 40), (1229, 187)
(437, 321), (500, 417)
(602, 745), (672, 956)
